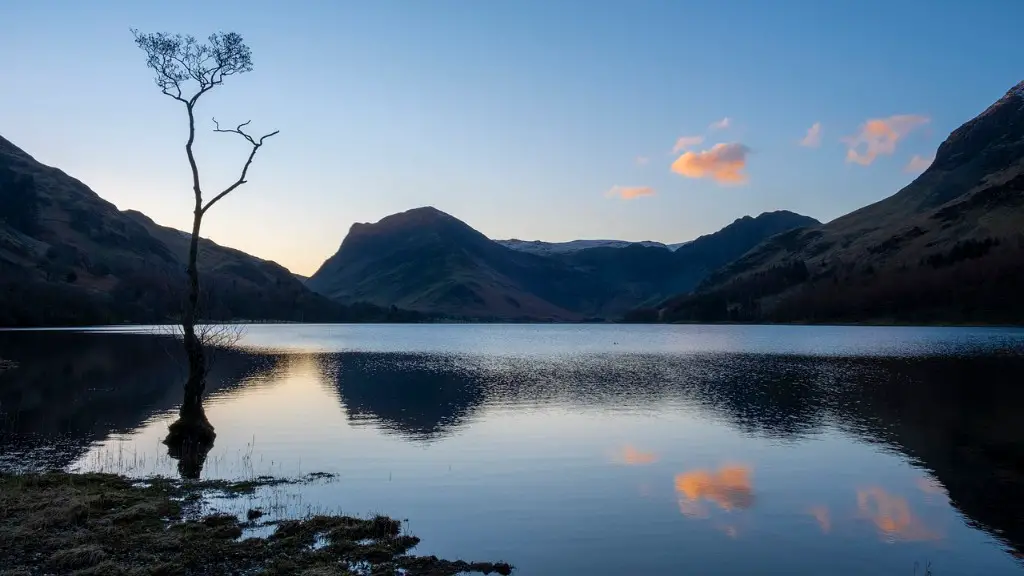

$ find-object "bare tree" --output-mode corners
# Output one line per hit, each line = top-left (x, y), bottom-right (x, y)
(132, 29), (278, 446)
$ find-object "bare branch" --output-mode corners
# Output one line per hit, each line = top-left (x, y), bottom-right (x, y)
(203, 118), (279, 214)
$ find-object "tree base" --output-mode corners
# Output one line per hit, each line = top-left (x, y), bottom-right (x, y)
(164, 408), (216, 479)
(164, 412), (217, 447)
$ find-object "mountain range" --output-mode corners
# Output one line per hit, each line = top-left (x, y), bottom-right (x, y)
(495, 238), (687, 255)
(305, 208), (817, 320)
(655, 80), (1024, 325)
(3, 80), (1022, 326)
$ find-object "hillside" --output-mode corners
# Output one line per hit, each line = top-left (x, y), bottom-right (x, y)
(307, 207), (817, 320)
(659, 81), (1024, 324)
(0, 135), (415, 326)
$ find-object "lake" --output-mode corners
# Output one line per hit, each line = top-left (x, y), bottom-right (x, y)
(2, 324), (1024, 574)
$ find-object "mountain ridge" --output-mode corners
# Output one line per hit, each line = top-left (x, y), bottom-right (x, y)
(0, 135), (420, 326)
(655, 80), (1024, 325)
(307, 207), (818, 320)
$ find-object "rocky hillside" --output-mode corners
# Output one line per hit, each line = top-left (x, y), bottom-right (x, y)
(307, 207), (817, 320)
(658, 81), (1024, 324)
(0, 135), (415, 326)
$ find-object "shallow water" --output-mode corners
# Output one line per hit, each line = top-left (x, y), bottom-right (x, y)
(2, 324), (1024, 574)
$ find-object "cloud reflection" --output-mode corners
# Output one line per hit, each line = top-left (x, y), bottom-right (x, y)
(614, 445), (659, 465)
(808, 505), (831, 534)
(856, 487), (942, 542)
(675, 464), (754, 517)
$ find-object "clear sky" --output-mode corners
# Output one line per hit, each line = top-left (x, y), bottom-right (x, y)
(2, 1), (1021, 275)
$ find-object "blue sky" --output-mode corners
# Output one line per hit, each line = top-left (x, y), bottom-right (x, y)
(2, 0), (1021, 275)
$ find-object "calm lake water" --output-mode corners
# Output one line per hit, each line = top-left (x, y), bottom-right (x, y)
(2, 324), (1024, 574)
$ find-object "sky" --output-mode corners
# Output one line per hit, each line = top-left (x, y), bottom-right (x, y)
(1, 1), (1022, 276)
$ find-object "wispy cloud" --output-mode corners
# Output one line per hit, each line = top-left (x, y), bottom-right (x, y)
(635, 156), (650, 166)
(844, 115), (930, 165)
(606, 185), (655, 200)
(672, 135), (705, 154)
(800, 122), (822, 148)
(709, 117), (731, 131)
(671, 142), (751, 184)
(904, 153), (934, 173)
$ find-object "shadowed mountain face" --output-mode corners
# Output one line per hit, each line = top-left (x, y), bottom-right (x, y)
(659, 81), (1024, 324)
(0, 136), (415, 326)
(307, 207), (817, 320)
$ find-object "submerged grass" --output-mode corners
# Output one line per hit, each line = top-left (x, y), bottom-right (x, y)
(0, 472), (513, 576)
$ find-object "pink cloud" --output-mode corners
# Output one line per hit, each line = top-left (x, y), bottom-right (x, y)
(635, 156), (650, 166)
(844, 114), (930, 165)
(800, 122), (822, 148)
(709, 117), (732, 131)
(606, 185), (655, 200)
(672, 135), (705, 154)
(904, 153), (934, 173)
(671, 142), (751, 184)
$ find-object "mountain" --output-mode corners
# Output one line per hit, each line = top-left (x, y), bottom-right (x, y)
(496, 238), (670, 255)
(307, 207), (818, 320)
(657, 81), (1024, 325)
(0, 135), (418, 326)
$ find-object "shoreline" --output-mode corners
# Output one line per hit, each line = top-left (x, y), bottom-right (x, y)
(0, 471), (512, 576)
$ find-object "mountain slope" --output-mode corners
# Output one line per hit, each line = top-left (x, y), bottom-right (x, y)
(0, 135), (409, 326)
(307, 207), (818, 320)
(307, 207), (587, 320)
(659, 81), (1024, 324)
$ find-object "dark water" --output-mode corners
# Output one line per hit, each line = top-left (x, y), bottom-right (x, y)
(2, 324), (1024, 574)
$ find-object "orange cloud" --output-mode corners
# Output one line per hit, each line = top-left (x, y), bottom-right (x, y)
(675, 464), (754, 517)
(605, 186), (655, 200)
(613, 445), (659, 465)
(800, 122), (822, 148)
(671, 143), (751, 184)
(844, 114), (930, 165)
(904, 153), (934, 173)
(808, 505), (831, 534)
(709, 117), (732, 131)
(856, 487), (941, 542)
(635, 156), (650, 166)
(672, 135), (705, 154)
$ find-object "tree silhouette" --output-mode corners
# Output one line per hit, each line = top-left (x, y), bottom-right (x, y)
(132, 29), (278, 448)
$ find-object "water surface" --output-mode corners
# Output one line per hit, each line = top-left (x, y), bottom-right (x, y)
(2, 324), (1023, 574)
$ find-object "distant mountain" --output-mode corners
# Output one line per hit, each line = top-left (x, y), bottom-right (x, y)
(496, 238), (670, 255)
(656, 80), (1024, 325)
(306, 207), (818, 320)
(0, 135), (419, 326)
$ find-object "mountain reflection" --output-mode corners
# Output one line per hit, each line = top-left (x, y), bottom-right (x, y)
(1, 330), (1022, 557)
(674, 464), (755, 517)
(0, 330), (266, 471)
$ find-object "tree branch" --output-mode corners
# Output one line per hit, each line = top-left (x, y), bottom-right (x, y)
(202, 118), (279, 214)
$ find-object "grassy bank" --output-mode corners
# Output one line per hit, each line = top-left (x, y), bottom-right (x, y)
(0, 472), (512, 575)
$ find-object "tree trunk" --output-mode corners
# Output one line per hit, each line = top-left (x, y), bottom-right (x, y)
(182, 205), (206, 416)
(165, 199), (216, 448)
